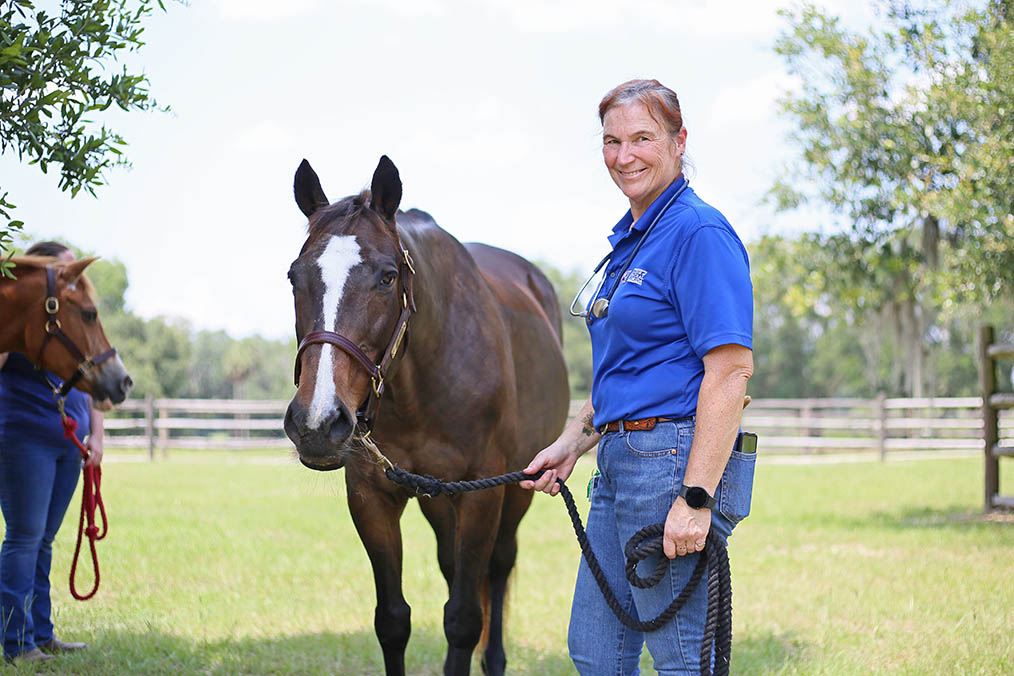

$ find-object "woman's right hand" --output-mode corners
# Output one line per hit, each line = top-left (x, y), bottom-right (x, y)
(519, 440), (580, 496)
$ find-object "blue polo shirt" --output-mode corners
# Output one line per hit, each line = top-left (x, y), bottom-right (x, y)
(588, 177), (753, 427)
(0, 352), (90, 447)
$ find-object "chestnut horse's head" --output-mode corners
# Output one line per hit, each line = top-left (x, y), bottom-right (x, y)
(284, 156), (413, 471)
(9, 256), (132, 408)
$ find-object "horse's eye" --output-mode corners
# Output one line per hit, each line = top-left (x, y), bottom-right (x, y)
(381, 271), (397, 287)
(81, 309), (98, 323)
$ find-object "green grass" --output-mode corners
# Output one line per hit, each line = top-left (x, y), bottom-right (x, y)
(4, 452), (1012, 674)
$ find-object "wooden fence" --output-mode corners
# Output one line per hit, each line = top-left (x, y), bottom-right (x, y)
(980, 326), (1014, 510)
(106, 395), (1012, 460)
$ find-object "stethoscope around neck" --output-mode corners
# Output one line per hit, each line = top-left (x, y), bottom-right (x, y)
(569, 178), (689, 323)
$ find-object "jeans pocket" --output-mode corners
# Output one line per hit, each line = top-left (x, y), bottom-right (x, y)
(623, 424), (681, 457)
(718, 450), (756, 525)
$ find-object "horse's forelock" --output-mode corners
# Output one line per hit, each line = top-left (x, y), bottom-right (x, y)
(6, 256), (98, 305)
(8, 255), (60, 268)
(307, 191), (373, 237)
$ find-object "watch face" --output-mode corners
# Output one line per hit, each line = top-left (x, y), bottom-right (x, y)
(685, 486), (709, 509)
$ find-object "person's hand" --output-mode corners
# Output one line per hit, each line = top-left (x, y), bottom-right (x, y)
(663, 497), (711, 558)
(84, 436), (104, 468)
(519, 440), (579, 496)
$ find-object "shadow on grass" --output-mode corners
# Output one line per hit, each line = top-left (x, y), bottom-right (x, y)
(866, 505), (1014, 531)
(731, 629), (809, 676)
(13, 627), (577, 676)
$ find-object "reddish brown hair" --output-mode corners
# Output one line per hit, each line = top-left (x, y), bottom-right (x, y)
(598, 79), (683, 135)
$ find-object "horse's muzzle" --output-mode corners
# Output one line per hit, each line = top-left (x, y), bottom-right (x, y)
(284, 398), (355, 471)
(91, 357), (132, 406)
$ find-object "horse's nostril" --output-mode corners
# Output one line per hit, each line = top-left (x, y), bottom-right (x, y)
(327, 406), (355, 445)
(122, 374), (133, 392)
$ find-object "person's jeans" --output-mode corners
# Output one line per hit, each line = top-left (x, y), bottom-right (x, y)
(568, 418), (756, 676)
(0, 438), (81, 658)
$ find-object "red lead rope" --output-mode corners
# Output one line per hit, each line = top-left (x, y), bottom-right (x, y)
(61, 415), (107, 600)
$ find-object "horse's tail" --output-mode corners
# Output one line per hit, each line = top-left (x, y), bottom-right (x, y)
(525, 267), (564, 342)
(478, 562), (514, 672)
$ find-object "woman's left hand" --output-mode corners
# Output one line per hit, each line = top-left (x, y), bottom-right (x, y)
(663, 498), (711, 558)
(85, 436), (104, 467)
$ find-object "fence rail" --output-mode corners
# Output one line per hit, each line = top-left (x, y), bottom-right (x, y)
(105, 395), (1012, 460)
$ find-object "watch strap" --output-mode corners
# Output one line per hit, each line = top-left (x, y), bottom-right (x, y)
(679, 484), (717, 510)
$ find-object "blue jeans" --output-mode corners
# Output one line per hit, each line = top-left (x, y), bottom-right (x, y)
(568, 418), (756, 676)
(0, 438), (81, 658)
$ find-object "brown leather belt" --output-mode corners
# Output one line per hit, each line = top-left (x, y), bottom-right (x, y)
(601, 416), (676, 433)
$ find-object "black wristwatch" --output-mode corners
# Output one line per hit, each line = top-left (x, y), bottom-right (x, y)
(679, 484), (717, 510)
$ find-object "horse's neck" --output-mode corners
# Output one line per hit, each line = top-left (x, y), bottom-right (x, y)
(0, 272), (40, 353)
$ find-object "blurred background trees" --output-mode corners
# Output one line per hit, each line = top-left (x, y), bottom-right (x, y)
(0, 0), (170, 275)
(770, 0), (1014, 397)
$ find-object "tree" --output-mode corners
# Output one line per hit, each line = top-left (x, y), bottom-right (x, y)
(536, 261), (594, 399)
(0, 0), (169, 276)
(772, 0), (1014, 396)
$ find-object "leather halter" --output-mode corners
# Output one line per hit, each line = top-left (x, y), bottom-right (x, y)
(36, 265), (118, 398)
(293, 241), (417, 431)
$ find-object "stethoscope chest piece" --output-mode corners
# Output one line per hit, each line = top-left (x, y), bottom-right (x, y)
(590, 298), (610, 319)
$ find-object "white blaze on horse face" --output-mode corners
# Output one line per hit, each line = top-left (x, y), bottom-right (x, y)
(307, 235), (362, 429)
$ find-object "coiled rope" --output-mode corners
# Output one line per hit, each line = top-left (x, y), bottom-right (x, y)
(60, 414), (107, 601)
(381, 463), (732, 676)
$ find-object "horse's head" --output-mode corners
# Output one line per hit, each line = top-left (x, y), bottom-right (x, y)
(284, 156), (413, 470)
(20, 257), (133, 408)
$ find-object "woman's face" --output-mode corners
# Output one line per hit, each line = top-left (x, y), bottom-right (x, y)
(602, 101), (686, 219)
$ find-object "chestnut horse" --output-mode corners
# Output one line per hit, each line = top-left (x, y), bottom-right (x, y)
(0, 256), (132, 407)
(284, 156), (569, 676)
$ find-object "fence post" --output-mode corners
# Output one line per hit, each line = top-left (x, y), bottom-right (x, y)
(144, 394), (155, 461)
(801, 402), (812, 454)
(876, 393), (887, 460)
(980, 325), (998, 511)
(158, 402), (170, 460)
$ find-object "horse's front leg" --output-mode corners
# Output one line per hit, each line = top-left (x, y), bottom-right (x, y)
(347, 471), (411, 676)
(443, 488), (504, 676)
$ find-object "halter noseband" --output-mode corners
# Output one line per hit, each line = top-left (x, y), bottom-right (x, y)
(37, 265), (118, 399)
(293, 242), (417, 432)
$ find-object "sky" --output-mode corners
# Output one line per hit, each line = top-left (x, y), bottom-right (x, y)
(3, 0), (878, 340)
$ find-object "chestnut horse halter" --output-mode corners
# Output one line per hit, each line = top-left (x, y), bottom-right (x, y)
(36, 265), (118, 404)
(293, 240), (417, 433)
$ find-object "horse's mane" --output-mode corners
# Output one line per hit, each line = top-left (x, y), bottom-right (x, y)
(9, 255), (59, 268)
(307, 191), (374, 236)
(5, 256), (98, 303)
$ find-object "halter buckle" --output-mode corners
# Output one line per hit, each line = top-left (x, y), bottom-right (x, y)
(45, 297), (59, 314)
(46, 318), (62, 333)
(402, 246), (415, 274)
(372, 375), (384, 398)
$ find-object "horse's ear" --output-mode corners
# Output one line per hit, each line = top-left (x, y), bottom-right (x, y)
(370, 155), (402, 222)
(294, 159), (329, 219)
(58, 257), (97, 284)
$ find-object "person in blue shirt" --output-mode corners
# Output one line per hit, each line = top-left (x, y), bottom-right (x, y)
(522, 79), (755, 675)
(0, 241), (101, 663)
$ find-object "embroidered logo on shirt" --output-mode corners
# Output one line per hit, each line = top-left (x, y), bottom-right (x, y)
(620, 268), (648, 285)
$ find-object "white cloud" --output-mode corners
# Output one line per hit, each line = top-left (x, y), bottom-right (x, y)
(704, 69), (798, 129)
(212, 0), (446, 21)
(232, 121), (296, 152)
(482, 0), (783, 38)
(211, 0), (324, 21)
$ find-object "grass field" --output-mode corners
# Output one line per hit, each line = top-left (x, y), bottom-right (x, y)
(5, 450), (1013, 675)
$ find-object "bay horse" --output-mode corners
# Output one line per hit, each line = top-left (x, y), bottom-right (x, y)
(0, 256), (132, 408)
(284, 156), (570, 676)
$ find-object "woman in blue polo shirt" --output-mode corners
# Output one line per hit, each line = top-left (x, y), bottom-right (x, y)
(522, 79), (755, 675)
(0, 241), (99, 663)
